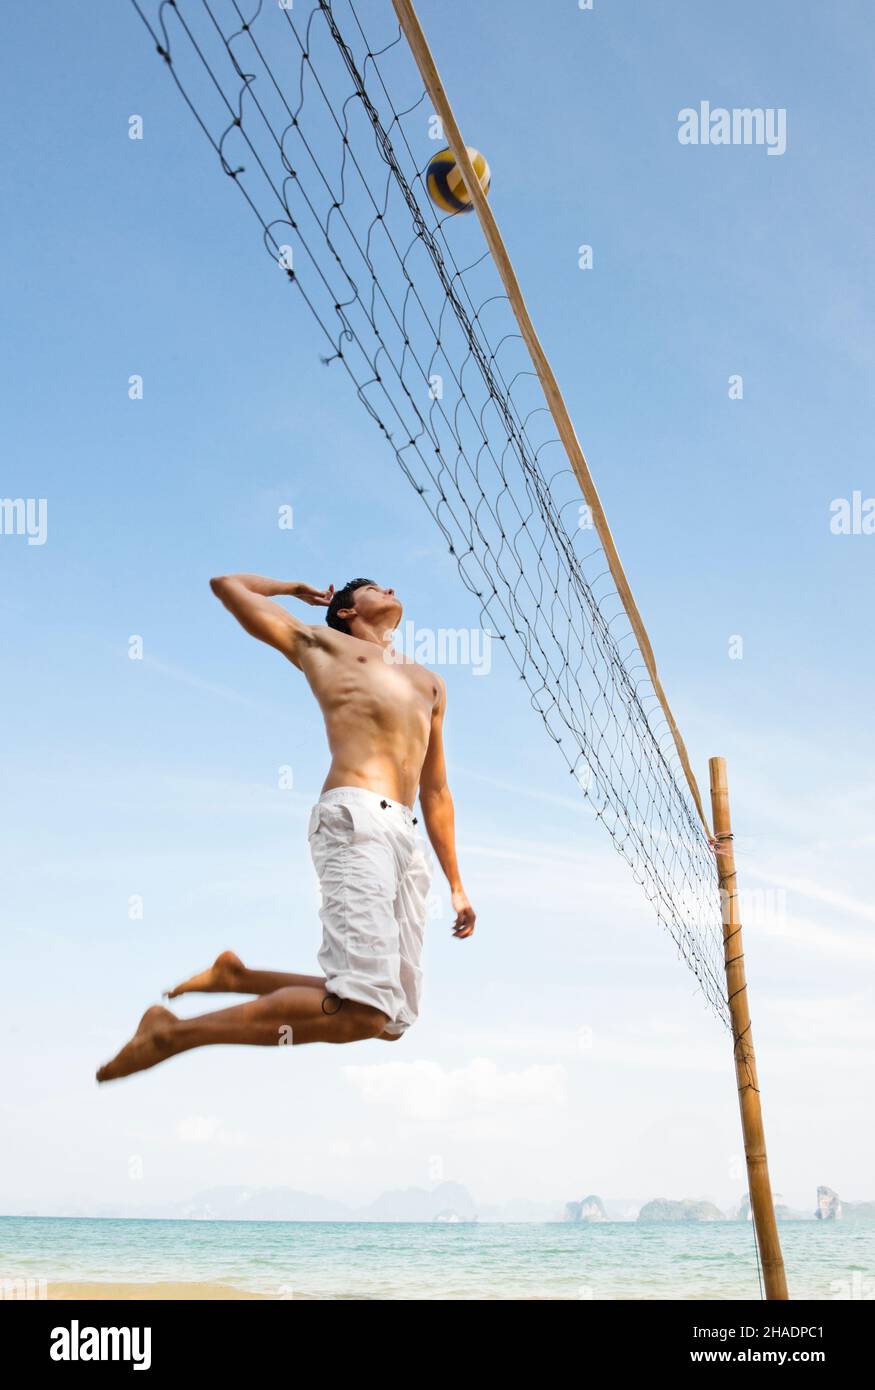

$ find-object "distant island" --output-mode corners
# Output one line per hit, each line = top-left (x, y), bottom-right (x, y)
(564, 1195), (608, 1223)
(561, 1184), (875, 1224)
(8, 1181), (875, 1225)
(815, 1185), (875, 1221)
(637, 1199), (725, 1223)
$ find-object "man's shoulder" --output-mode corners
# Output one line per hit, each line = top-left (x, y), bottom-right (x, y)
(424, 667), (447, 709)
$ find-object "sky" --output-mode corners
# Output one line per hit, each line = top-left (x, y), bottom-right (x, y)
(1, 0), (873, 1221)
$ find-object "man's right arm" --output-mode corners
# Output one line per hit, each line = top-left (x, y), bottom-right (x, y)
(209, 574), (334, 669)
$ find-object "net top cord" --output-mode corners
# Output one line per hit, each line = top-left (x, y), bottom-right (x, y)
(130, 0), (730, 1030)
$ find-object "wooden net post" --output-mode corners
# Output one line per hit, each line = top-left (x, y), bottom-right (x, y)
(709, 757), (788, 1300)
(392, 0), (712, 838)
(393, 0), (786, 1299)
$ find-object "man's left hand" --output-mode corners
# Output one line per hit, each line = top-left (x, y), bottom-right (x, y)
(451, 889), (476, 939)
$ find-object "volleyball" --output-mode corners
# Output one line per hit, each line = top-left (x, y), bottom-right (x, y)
(425, 146), (491, 214)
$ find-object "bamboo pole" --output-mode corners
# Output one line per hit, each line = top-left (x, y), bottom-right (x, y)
(709, 757), (788, 1300)
(392, 0), (711, 836)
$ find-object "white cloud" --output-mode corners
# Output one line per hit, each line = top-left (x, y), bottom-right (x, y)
(175, 1115), (250, 1148)
(761, 993), (875, 1047)
(342, 1057), (568, 1133)
(749, 866), (875, 926)
(753, 908), (875, 963)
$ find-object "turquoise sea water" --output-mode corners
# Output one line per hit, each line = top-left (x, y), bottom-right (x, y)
(2, 1216), (873, 1300)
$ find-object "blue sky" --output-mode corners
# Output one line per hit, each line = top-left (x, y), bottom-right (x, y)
(1, 0), (873, 1221)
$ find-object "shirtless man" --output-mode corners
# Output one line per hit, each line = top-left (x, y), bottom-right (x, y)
(96, 575), (475, 1082)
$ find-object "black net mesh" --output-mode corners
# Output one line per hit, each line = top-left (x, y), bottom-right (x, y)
(130, 0), (730, 1029)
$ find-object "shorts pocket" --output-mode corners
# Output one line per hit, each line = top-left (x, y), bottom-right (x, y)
(326, 799), (381, 845)
(312, 799), (376, 845)
(310, 798), (386, 850)
(346, 800), (379, 843)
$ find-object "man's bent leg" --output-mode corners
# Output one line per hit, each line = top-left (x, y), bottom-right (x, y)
(165, 952), (402, 1041)
(96, 987), (390, 1083)
(166, 951), (324, 1000)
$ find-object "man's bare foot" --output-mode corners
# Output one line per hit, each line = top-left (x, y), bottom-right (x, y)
(96, 1006), (179, 1083)
(165, 950), (243, 1000)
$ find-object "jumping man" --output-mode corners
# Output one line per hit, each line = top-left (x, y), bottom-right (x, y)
(96, 575), (475, 1082)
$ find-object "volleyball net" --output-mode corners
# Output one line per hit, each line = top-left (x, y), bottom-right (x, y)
(130, 0), (730, 1030)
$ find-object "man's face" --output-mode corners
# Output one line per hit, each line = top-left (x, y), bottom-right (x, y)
(350, 582), (403, 632)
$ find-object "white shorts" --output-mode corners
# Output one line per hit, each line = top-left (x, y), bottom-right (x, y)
(307, 786), (432, 1035)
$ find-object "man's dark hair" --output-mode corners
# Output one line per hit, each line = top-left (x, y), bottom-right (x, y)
(326, 577), (375, 635)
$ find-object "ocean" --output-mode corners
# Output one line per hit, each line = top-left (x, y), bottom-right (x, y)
(2, 1215), (874, 1299)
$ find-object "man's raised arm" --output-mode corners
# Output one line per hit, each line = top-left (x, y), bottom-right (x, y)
(418, 677), (476, 940)
(209, 574), (334, 668)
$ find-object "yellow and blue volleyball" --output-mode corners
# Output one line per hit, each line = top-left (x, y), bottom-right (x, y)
(425, 146), (491, 214)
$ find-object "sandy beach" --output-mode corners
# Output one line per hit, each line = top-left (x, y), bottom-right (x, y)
(44, 1282), (270, 1301)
